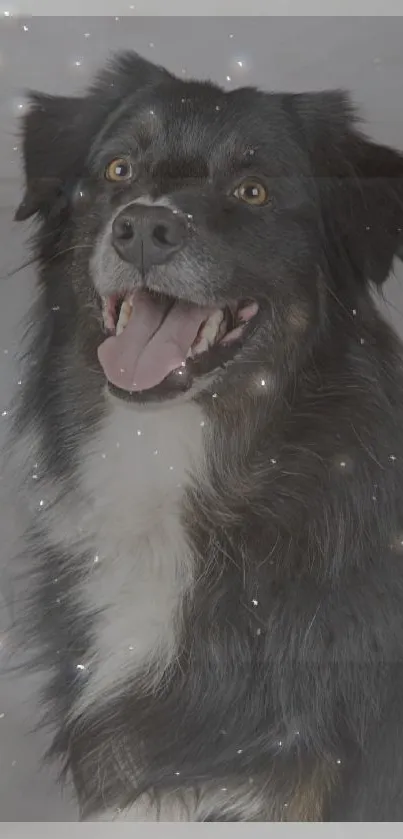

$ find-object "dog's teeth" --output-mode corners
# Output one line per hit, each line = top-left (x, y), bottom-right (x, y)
(116, 300), (133, 335)
(191, 311), (224, 358)
(102, 297), (116, 332)
(218, 318), (228, 341)
(202, 311), (224, 344)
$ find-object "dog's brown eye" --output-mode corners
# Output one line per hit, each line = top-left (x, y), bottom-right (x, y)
(105, 158), (133, 183)
(234, 179), (268, 206)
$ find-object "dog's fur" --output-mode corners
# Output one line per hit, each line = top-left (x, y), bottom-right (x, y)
(8, 51), (403, 820)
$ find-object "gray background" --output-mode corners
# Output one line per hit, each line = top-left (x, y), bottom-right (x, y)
(1, 15), (403, 822)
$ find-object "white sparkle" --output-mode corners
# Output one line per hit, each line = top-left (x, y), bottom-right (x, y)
(340, 461), (346, 468)
(39, 499), (45, 508)
(175, 771), (180, 776)
(260, 378), (267, 387)
(84, 32), (91, 38)
(137, 429), (142, 436)
(153, 449), (159, 456)
(336, 759), (342, 765)
(226, 75), (232, 82)
(237, 749), (243, 754)
(237, 60), (244, 67)
(215, 105), (221, 111)
(278, 740), (283, 747)
(128, 645), (134, 651)
(51, 305), (60, 312)
(1, 410), (7, 418)
(212, 393), (218, 399)
(3, 11), (10, 17)
(221, 787), (228, 792)
(76, 664), (86, 671)
(0, 713), (5, 719)
(74, 60), (82, 67)
(390, 455), (397, 462)
(352, 309), (357, 316)
(252, 598), (258, 607)
(270, 458), (277, 465)
(360, 338), (365, 345)
(169, 466), (174, 471)
(22, 24), (28, 31)
(256, 628), (262, 636)
(149, 109), (155, 116)
(200, 421), (205, 427)
(93, 555), (100, 564)
(229, 33), (234, 38)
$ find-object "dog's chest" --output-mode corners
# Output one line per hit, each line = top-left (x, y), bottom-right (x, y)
(65, 399), (205, 717)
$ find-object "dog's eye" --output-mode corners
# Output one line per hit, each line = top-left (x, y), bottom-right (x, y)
(105, 158), (133, 183)
(233, 179), (268, 206)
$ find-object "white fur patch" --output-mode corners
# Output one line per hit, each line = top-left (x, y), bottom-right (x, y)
(92, 793), (195, 822)
(14, 395), (206, 719)
(90, 780), (269, 822)
(71, 397), (205, 717)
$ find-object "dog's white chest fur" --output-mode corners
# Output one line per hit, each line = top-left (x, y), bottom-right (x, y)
(63, 397), (205, 718)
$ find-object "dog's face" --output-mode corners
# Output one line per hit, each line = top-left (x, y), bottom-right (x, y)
(15, 53), (403, 406)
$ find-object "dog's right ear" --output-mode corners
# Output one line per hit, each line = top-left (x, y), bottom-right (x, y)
(15, 51), (174, 222)
(14, 93), (100, 222)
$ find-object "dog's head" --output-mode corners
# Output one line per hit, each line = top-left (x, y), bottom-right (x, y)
(15, 52), (403, 405)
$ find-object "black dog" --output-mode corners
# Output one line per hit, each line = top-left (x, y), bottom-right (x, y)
(9, 51), (403, 820)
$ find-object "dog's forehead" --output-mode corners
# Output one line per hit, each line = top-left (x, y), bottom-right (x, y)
(105, 84), (293, 172)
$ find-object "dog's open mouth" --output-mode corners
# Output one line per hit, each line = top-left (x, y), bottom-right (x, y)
(98, 289), (259, 395)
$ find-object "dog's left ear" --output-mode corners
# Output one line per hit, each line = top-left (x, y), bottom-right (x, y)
(292, 91), (403, 285)
(15, 51), (175, 222)
(14, 93), (99, 221)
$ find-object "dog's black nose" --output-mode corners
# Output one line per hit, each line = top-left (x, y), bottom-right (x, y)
(111, 204), (188, 271)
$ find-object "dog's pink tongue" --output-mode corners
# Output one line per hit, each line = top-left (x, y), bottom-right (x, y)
(98, 293), (211, 392)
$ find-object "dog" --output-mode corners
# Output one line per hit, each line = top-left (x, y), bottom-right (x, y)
(8, 50), (403, 821)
